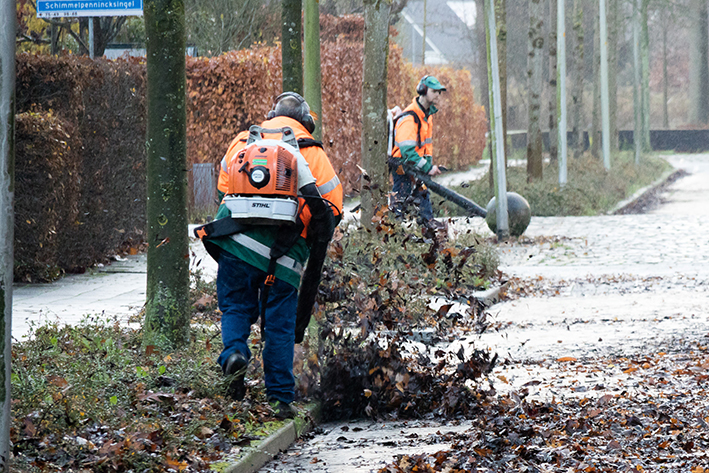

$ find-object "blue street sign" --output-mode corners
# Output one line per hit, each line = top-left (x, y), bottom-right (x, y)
(36, 0), (143, 18)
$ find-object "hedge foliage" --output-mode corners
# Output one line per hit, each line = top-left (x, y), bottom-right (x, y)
(15, 54), (147, 281)
(185, 40), (487, 196)
(14, 14), (487, 280)
(15, 111), (81, 281)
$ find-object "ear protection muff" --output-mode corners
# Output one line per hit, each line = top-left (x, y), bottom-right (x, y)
(267, 92), (316, 134)
(416, 75), (429, 96)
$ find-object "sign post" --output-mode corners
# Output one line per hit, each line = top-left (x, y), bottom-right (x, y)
(36, 0), (142, 58)
(88, 17), (94, 58)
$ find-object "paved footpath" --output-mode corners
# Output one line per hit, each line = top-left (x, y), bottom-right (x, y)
(11, 230), (217, 340)
(259, 154), (709, 472)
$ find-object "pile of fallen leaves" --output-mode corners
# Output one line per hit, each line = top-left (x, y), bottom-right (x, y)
(380, 341), (709, 472)
(310, 215), (501, 421)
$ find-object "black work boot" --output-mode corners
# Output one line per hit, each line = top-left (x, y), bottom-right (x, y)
(223, 352), (248, 401)
(268, 399), (296, 420)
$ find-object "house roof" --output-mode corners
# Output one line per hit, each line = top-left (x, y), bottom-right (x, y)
(396, 0), (479, 66)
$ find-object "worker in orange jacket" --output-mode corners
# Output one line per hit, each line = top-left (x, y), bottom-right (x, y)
(206, 93), (343, 419)
(390, 75), (446, 227)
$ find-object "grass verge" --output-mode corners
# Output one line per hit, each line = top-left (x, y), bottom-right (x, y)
(11, 310), (294, 472)
(437, 151), (671, 217)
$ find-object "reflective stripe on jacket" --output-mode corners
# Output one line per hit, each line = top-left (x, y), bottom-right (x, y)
(391, 97), (435, 173)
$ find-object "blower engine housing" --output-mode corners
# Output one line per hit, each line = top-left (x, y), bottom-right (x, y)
(224, 126), (302, 225)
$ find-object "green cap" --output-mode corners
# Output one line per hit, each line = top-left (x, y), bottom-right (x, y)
(422, 75), (446, 91)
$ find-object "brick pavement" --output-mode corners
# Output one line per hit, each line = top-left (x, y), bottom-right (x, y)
(258, 154), (709, 472)
(466, 153), (709, 362)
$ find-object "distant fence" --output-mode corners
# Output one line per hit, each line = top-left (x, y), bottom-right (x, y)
(189, 163), (218, 216)
(508, 130), (590, 152)
(508, 129), (709, 152)
(618, 129), (709, 152)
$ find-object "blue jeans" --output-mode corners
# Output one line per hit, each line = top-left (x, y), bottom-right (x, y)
(391, 171), (434, 222)
(216, 251), (297, 403)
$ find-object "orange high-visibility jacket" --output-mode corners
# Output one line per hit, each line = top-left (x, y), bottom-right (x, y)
(391, 97), (435, 174)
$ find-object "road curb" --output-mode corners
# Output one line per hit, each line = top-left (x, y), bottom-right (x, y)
(222, 402), (322, 473)
(608, 167), (679, 215)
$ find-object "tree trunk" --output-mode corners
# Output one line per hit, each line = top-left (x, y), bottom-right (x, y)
(526, 0), (544, 181)
(282, 0), (303, 94)
(361, 0), (392, 229)
(143, 0), (190, 349)
(570, 0), (584, 158)
(599, 0), (611, 169)
(662, 8), (669, 129)
(304, 0), (323, 140)
(633, 0), (642, 163)
(547, 0), (558, 165)
(476, 0), (490, 115)
(50, 22), (59, 55)
(90, 17), (127, 57)
(79, 18), (90, 56)
(556, 0), (568, 185)
(608, 0), (618, 150)
(0, 0), (15, 465)
(640, 0), (651, 151)
(591, 1), (600, 160)
(476, 0), (494, 190)
(689, 0), (709, 125)
(421, 0), (427, 64)
(496, 0), (508, 164)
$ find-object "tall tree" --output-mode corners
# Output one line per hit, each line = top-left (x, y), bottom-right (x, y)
(361, 0), (392, 228)
(640, 0), (651, 151)
(591, 0), (601, 159)
(570, 0), (585, 158)
(689, 0), (709, 125)
(556, 0), (568, 185)
(91, 17), (128, 56)
(607, 0), (618, 150)
(496, 0), (508, 163)
(282, 0), (303, 93)
(526, 0), (544, 181)
(50, 22), (59, 55)
(476, 0), (491, 164)
(485, 0), (509, 240)
(421, 0), (427, 64)
(633, 0), (642, 163)
(599, 0), (611, 169)
(547, 0), (558, 165)
(0, 0), (14, 465)
(184, 0), (275, 56)
(662, 6), (669, 129)
(304, 0), (323, 141)
(143, 0), (191, 349)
